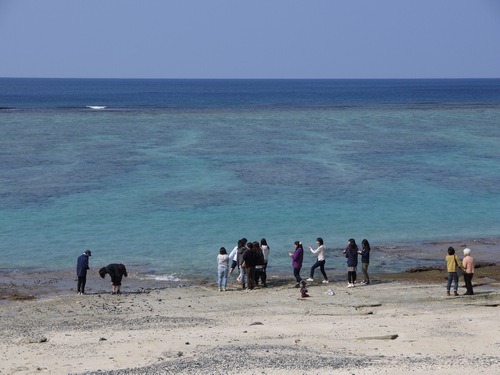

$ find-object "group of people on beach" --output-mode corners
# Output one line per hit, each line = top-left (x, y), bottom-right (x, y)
(76, 250), (128, 295)
(217, 238), (270, 291)
(288, 238), (371, 288)
(217, 237), (372, 291)
(445, 247), (475, 296)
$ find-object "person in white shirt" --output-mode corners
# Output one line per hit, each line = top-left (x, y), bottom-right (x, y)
(217, 247), (230, 291)
(258, 238), (271, 287)
(306, 237), (329, 284)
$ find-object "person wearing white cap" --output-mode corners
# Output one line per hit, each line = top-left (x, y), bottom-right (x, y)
(462, 248), (475, 295)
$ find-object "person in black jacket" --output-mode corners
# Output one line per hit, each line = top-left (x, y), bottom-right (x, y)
(99, 263), (128, 295)
(76, 250), (91, 295)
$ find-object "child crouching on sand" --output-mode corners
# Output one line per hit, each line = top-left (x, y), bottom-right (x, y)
(217, 247), (229, 292)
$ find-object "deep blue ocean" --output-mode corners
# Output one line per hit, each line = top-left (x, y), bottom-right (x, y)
(1, 78), (500, 280)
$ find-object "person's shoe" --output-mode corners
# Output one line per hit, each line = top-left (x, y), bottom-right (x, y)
(322, 280), (329, 284)
(365, 281), (370, 285)
(218, 289), (221, 292)
(306, 278), (314, 282)
(222, 288), (226, 292)
(111, 292), (116, 295)
(454, 291), (459, 296)
(347, 283), (354, 288)
(447, 291), (450, 296)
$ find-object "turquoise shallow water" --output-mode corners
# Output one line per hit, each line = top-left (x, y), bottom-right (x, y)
(1, 79), (499, 279)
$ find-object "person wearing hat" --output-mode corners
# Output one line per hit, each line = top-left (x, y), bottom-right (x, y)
(76, 250), (92, 295)
(462, 248), (475, 295)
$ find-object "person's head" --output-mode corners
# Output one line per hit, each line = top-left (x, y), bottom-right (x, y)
(463, 248), (471, 256)
(260, 238), (268, 247)
(98, 267), (106, 279)
(241, 238), (248, 246)
(316, 237), (324, 246)
(220, 247), (227, 255)
(84, 249), (92, 257)
(253, 241), (260, 249)
(247, 242), (254, 250)
(448, 247), (455, 255)
(237, 239), (244, 248)
(348, 238), (357, 249)
(294, 241), (303, 249)
(362, 239), (370, 250)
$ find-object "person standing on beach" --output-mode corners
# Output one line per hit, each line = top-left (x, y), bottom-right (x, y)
(359, 239), (371, 285)
(253, 241), (266, 287)
(306, 237), (329, 284)
(288, 241), (304, 288)
(99, 263), (128, 295)
(237, 240), (248, 289)
(462, 248), (475, 295)
(445, 247), (464, 296)
(242, 242), (259, 290)
(261, 238), (270, 267)
(260, 238), (270, 286)
(229, 238), (246, 275)
(217, 247), (230, 292)
(344, 239), (358, 288)
(76, 249), (91, 295)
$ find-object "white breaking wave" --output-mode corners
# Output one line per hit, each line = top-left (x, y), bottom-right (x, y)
(86, 105), (107, 110)
(145, 274), (181, 282)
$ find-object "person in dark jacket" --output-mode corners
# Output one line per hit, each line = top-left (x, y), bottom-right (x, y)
(344, 239), (359, 288)
(359, 239), (371, 285)
(242, 242), (259, 290)
(99, 263), (128, 295)
(253, 241), (266, 287)
(76, 250), (91, 295)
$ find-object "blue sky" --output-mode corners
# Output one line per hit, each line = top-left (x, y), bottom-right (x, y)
(1, 0), (499, 79)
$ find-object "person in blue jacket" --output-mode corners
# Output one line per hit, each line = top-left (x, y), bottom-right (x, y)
(76, 250), (92, 295)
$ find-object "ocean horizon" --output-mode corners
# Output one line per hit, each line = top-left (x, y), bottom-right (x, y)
(1, 78), (499, 280)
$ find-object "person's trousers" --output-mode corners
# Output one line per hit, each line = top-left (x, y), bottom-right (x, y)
(447, 272), (459, 292)
(463, 272), (474, 294)
(246, 267), (256, 289)
(347, 271), (357, 283)
(77, 276), (87, 293)
(293, 267), (302, 283)
(362, 263), (369, 282)
(218, 267), (228, 289)
(310, 260), (328, 280)
(255, 267), (266, 286)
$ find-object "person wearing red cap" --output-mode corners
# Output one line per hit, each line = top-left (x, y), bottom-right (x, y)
(76, 250), (91, 295)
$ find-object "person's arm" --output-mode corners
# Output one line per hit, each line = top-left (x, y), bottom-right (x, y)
(309, 246), (320, 254)
(461, 257), (468, 271)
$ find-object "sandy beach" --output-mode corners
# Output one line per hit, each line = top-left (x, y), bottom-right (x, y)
(1, 264), (499, 375)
